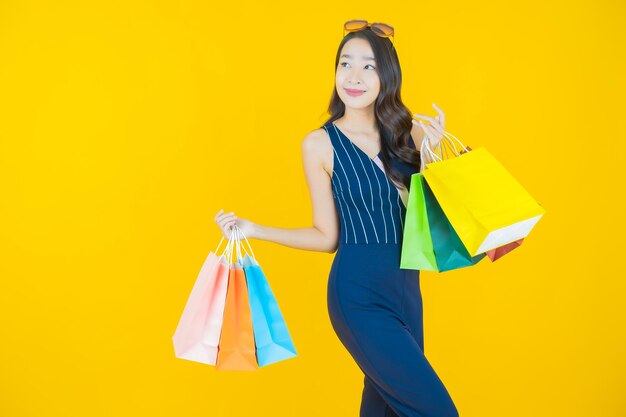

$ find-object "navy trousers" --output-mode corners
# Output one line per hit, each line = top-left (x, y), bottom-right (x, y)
(328, 243), (459, 417)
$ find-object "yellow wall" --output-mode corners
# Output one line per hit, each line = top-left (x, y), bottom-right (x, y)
(1, 1), (624, 416)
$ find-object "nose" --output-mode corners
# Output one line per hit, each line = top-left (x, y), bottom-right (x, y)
(348, 74), (362, 86)
(346, 68), (363, 85)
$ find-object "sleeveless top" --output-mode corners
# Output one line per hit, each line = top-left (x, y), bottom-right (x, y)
(372, 154), (407, 206)
(322, 121), (420, 246)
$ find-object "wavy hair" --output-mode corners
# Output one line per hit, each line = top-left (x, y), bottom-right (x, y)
(321, 28), (420, 189)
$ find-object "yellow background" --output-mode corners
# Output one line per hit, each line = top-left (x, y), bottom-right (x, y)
(1, 1), (624, 416)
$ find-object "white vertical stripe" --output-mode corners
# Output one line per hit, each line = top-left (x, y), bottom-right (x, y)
(337, 181), (357, 243)
(387, 177), (398, 244)
(331, 174), (349, 244)
(324, 126), (357, 243)
(333, 125), (378, 244)
(347, 141), (375, 211)
(347, 143), (381, 244)
(397, 192), (404, 233)
(331, 145), (367, 244)
(368, 158), (388, 244)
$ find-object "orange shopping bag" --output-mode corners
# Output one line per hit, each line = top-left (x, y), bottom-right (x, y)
(215, 229), (258, 371)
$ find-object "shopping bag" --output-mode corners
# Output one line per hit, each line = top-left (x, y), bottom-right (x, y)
(422, 175), (487, 271)
(401, 135), (484, 271)
(462, 145), (524, 262)
(215, 230), (258, 371)
(172, 237), (230, 365)
(421, 131), (545, 256)
(400, 172), (438, 270)
(236, 228), (297, 367)
(486, 238), (524, 262)
(401, 172), (486, 272)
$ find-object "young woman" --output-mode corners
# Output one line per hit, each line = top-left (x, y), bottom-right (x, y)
(214, 20), (459, 417)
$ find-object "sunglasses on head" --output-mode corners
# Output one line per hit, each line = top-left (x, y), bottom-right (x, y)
(343, 20), (395, 43)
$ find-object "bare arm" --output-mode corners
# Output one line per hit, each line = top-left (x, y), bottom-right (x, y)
(411, 120), (426, 151)
(232, 130), (340, 253)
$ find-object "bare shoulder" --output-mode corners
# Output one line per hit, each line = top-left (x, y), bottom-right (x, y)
(302, 127), (331, 154)
(302, 127), (333, 177)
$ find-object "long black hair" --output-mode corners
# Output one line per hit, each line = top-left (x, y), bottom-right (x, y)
(322, 28), (421, 190)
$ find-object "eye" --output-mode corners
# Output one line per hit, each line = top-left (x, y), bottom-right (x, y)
(340, 62), (376, 70)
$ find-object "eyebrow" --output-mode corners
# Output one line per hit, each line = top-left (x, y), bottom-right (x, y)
(341, 54), (376, 61)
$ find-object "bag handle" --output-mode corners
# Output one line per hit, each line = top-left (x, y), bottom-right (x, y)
(214, 234), (229, 256)
(437, 129), (469, 152)
(235, 226), (245, 264)
(233, 224), (258, 263)
(225, 226), (240, 265)
(420, 127), (471, 168)
(420, 133), (441, 170)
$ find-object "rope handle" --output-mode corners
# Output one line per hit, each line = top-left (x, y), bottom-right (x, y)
(420, 126), (472, 169)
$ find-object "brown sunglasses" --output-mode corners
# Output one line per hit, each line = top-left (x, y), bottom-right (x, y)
(343, 20), (395, 43)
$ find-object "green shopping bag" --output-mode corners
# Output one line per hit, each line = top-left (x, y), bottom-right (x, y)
(400, 173), (486, 271)
(400, 173), (437, 270)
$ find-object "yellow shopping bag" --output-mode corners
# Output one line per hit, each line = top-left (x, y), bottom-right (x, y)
(422, 136), (545, 257)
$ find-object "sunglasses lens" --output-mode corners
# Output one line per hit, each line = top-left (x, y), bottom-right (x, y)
(344, 20), (368, 31)
(371, 23), (394, 37)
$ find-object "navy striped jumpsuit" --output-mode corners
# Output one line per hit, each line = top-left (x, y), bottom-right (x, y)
(323, 121), (459, 417)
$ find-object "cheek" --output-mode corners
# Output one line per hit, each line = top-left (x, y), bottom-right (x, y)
(367, 72), (380, 86)
(364, 76), (380, 93)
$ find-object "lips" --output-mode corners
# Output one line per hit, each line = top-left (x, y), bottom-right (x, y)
(345, 88), (365, 96)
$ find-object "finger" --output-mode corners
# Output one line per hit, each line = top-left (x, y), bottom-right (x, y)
(432, 102), (444, 116)
(215, 210), (230, 221)
(413, 113), (445, 135)
(214, 209), (224, 220)
(425, 124), (442, 141)
(432, 103), (445, 127)
(413, 113), (437, 125)
(427, 114), (445, 135)
(418, 121), (432, 140)
(420, 121), (442, 143)
(215, 212), (235, 222)
(218, 216), (236, 228)
(424, 116), (446, 136)
(218, 219), (233, 229)
(434, 115), (445, 131)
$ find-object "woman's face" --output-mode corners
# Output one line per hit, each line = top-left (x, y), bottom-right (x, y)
(335, 37), (380, 110)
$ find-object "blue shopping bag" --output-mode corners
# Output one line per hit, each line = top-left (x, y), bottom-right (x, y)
(241, 251), (297, 367)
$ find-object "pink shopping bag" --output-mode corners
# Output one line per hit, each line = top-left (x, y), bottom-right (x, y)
(172, 235), (232, 365)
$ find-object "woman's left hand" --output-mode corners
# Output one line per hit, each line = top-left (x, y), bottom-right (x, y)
(412, 103), (446, 148)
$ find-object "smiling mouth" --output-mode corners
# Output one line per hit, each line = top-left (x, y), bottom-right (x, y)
(345, 88), (366, 96)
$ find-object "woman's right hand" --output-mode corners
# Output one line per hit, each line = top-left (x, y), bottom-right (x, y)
(214, 209), (256, 240)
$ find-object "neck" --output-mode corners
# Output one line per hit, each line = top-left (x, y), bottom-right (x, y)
(339, 106), (377, 133)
